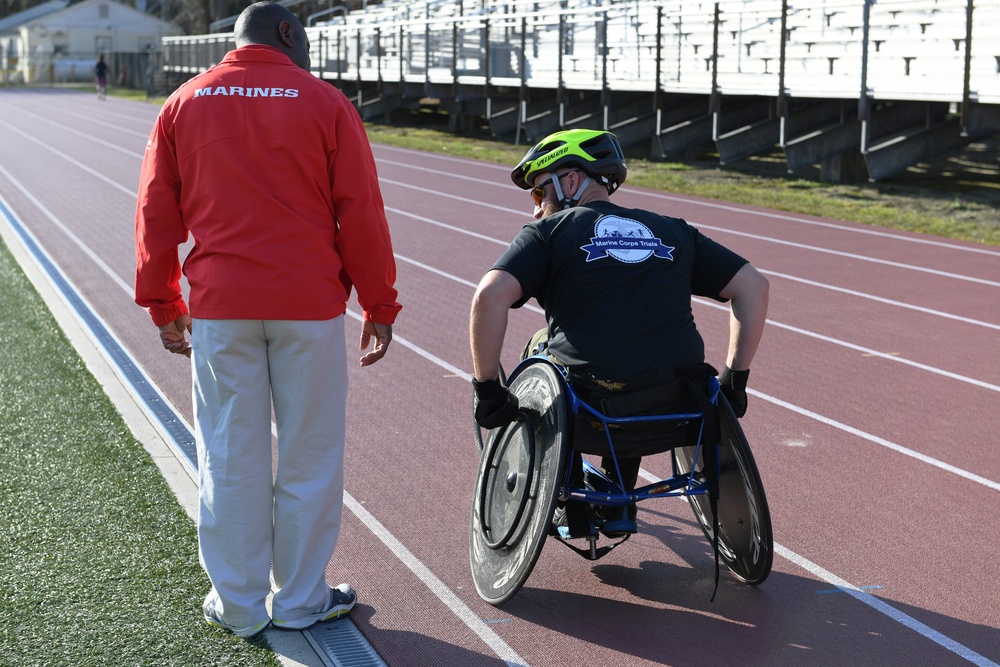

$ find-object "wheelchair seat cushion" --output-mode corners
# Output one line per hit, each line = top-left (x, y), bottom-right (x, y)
(569, 363), (716, 457)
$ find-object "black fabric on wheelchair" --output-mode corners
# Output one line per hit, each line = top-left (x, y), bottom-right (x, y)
(568, 363), (717, 457)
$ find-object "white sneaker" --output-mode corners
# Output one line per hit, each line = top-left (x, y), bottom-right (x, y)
(272, 583), (357, 630)
(203, 598), (269, 638)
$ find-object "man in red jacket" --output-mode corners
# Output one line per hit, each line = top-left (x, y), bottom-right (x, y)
(134, 1), (401, 638)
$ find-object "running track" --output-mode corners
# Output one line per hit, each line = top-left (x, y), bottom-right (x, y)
(1, 89), (998, 667)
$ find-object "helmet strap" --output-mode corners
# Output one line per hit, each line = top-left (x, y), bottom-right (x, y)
(553, 174), (593, 210)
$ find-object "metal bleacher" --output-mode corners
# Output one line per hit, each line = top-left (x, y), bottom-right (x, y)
(162, 0), (1000, 181)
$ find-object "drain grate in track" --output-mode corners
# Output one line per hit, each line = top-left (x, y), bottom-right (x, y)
(305, 619), (387, 667)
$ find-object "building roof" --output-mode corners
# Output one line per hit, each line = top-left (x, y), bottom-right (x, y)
(0, 0), (69, 35)
(20, 0), (179, 33)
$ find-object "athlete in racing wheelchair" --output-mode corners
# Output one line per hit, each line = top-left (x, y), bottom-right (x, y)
(468, 129), (772, 604)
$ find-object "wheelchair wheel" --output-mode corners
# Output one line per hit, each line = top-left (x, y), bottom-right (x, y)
(673, 394), (773, 585)
(470, 361), (567, 605)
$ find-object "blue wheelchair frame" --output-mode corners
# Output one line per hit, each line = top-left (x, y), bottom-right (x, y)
(497, 354), (723, 565)
(470, 353), (771, 605)
(544, 359), (721, 511)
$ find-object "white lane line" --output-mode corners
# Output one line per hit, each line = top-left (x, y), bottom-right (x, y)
(630, 187), (1000, 259)
(693, 296), (1000, 394)
(0, 119), (138, 197)
(8, 107), (148, 155)
(749, 388), (1000, 492)
(392, 253), (545, 316)
(388, 204), (999, 331)
(16, 99), (156, 138)
(373, 144), (1000, 258)
(693, 222), (1000, 288)
(649, 468), (999, 666)
(380, 176), (1000, 288)
(343, 492), (528, 667)
(395, 249), (999, 388)
(773, 545), (1000, 667)
(385, 206), (514, 244)
(0, 162), (133, 295)
(760, 270), (1000, 331)
(389, 208), (1000, 393)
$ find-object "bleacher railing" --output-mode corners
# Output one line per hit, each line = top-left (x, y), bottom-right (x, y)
(162, 0), (1000, 106)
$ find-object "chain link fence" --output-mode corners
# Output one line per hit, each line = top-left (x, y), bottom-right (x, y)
(1, 49), (169, 98)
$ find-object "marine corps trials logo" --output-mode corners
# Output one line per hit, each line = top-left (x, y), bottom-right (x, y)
(580, 215), (675, 263)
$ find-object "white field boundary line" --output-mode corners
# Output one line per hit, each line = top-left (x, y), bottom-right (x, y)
(2, 146), (995, 667)
(373, 145), (1000, 258)
(0, 165), (529, 667)
(381, 178), (1000, 288)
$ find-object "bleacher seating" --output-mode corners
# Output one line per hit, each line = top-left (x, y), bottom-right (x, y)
(161, 0), (1000, 180)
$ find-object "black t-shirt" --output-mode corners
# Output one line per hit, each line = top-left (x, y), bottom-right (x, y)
(493, 200), (747, 378)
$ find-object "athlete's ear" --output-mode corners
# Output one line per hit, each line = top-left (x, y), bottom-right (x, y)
(278, 20), (294, 48)
(566, 169), (583, 197)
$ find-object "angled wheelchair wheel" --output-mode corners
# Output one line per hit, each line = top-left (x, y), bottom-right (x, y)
(674, 394), (773, 585)
(470, 361), (567, 605)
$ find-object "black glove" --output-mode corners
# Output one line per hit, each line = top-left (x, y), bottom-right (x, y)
(718, 366), (750, 418)
(473, 378), (520, 430)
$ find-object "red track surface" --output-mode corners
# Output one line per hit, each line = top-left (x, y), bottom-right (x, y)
(2, 89), (998, 667)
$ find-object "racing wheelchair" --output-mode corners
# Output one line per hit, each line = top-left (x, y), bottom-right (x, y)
(470, 355), (773, 605)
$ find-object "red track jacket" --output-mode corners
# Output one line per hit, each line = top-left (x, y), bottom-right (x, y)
(135, 45), (400, 327)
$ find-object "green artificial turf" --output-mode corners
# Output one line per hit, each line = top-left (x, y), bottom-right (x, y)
(0, 238), (281, 666)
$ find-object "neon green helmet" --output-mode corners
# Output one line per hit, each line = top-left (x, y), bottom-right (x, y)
(511, 129), (627, 193)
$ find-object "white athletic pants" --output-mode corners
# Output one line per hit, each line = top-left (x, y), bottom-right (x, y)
(192, 317), (347, 628)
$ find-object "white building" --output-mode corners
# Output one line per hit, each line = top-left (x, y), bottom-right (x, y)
(2, 0), (182, 83)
